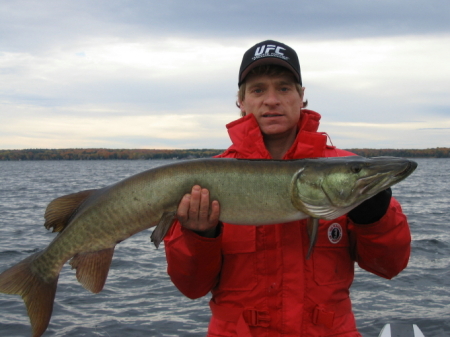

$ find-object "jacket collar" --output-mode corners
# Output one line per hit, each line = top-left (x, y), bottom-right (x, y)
(225, 109), (326, 159)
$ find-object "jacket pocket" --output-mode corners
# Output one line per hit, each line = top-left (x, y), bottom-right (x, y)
(313, 219), (354, 286)
(219, 224), (257, 291)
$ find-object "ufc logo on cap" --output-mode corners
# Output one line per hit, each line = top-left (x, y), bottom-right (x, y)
(254, 44), (286, 57)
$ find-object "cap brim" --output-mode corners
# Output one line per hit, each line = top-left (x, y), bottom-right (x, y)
(239, 58), (300, 85)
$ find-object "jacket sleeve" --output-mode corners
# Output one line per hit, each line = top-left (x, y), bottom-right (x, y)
(164, 220), (223, 299)
(348, 197), (411, 279)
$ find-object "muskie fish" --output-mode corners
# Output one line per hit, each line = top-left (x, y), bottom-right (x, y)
(0, 156), (417, 336)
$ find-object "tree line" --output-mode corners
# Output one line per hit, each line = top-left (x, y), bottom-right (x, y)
(346, 147), (450, 158)
(0, 147), (448, 160)
(0, 149), (224, 161)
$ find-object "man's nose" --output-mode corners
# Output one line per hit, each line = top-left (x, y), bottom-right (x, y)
(263, 89), (280, 105)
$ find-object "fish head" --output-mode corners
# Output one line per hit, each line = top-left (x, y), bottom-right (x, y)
(290, 156), (417, 220)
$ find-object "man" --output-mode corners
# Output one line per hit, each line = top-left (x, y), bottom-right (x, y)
(164, 40), (411, 336)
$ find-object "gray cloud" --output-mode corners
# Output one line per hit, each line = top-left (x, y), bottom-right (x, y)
(1, 0), (449, 53)
(1, 0), (449, 149)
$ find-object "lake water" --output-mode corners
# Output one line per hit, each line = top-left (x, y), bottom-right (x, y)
(0, 158), (449, 337)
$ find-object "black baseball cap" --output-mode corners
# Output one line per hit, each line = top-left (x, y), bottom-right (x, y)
(238, 40), (302, 87)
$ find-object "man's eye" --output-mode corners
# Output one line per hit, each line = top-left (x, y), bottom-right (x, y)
(253, 88), (263, 93)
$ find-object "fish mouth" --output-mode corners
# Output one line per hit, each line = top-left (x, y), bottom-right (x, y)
(394, 161), (416, 178)
(358, 160), (417, 195)
(358, 174), (383, 195)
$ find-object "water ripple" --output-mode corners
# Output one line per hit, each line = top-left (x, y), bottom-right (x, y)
(0, 159), (449, 336)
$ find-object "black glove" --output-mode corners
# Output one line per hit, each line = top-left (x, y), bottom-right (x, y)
(348, 188), (392, 225)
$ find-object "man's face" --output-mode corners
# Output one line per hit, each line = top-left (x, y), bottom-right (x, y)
(239, 73), (304, 138)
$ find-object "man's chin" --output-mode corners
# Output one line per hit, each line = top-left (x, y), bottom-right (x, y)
(260, 126), (292, 137)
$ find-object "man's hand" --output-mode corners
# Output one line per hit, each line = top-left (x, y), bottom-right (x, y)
(348, 187), (392, 225)
(177, 185), (220, 238)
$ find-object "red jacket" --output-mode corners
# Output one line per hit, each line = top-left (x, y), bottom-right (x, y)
(164, 110), (411, 337)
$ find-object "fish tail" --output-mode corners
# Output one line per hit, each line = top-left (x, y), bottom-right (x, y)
(0, 252), (59, 337)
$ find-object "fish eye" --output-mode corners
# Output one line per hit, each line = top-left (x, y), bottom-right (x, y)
(350, 165), (362, 174)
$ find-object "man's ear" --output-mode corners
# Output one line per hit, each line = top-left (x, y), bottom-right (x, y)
(239, 101), (246, 115)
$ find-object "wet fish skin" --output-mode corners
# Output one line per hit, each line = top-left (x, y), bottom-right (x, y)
(0, 156), (417, 337)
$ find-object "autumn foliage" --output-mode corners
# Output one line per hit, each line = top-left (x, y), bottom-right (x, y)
(347, 147), (450, 158)
(0, 149), (224, 161)
(0, 148), (448, 160)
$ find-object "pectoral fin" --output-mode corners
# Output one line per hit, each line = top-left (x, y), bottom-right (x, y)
(151, 211), (177, 248)
(306, 217), (319, 260)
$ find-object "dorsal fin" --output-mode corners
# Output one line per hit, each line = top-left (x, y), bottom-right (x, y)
(44, 189), (98, 232)
(69, 247), (115, 293)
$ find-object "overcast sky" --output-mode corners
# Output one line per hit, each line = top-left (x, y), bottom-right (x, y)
(1, 0), (449, 150)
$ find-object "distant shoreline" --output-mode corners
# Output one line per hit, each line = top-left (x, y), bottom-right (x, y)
(0, 148), (449, 160)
